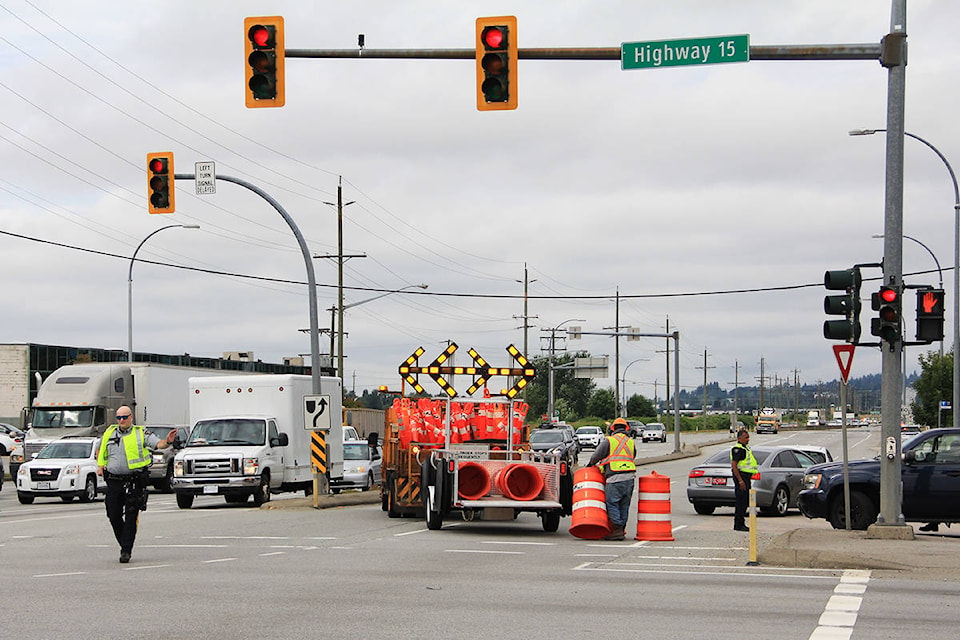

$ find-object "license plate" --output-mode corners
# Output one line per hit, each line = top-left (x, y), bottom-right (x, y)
(711, 478), (728, 486)
(202, 485), (218, 494)
(37, 481), (52, 490)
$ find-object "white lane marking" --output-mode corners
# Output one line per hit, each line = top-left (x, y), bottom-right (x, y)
(34, 571), (85, 578)
(259, 551), (286, 556)
(808, 569), (871, 640)
(574, 565), (839, 580)
(481, 540), (555, 546)
(200, 536), (292, 540)
(444, 549), (524, 555)
(203, 557), (237, 563)
(123, 564), (171, 571)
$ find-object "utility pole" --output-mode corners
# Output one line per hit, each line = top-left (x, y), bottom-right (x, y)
(729, 360), (741, 420)
(695, 349), (715, 431)
(513, 263), (538, 400)
(601, 289), (623, 416)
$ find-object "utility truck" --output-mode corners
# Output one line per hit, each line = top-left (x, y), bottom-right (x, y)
(172, 374), (343, 508)
(21, 363), (237, 470)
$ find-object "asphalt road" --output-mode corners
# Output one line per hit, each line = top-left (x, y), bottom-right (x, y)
(3, 427), (958, 639)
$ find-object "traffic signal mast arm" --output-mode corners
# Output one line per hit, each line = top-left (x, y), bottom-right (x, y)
(282, 44), (882, 61)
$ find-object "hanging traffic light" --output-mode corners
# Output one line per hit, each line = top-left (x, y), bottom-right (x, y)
(476, 16), (518, 111)
(146, 152), (175, 214)
(916, 288), (946, 343)
(871, 285), (901, 343)
(244, 16), (285, 108)
(823, 268), (862, 343)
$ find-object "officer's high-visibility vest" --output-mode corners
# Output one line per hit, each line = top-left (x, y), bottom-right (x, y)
(732, 442), (758, 475)
(97, 424), (152, 470)
(603, 433), (636, 472)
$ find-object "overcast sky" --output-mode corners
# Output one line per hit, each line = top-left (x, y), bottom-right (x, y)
(2, 1), (956, 402)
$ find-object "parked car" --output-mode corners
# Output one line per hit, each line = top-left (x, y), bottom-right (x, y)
(528, 427), (579, 464)
(331, 439), (382, 493)
(575, 426), (604, 449)
(686, 445), (822, 516)
(145, 425), (191, 492)
(16, 437), (105, 504)
(0, 422), (25, 457)
(626, 420), (645, 438)
(730, 420), (746, 434)
(799, 428), (960, 530)
(641, 422), (667, 443)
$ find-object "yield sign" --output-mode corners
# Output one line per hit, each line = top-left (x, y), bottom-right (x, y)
(833, 345), (855, 384)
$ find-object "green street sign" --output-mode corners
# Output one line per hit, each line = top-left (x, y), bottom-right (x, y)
(622, 34), (749, 70)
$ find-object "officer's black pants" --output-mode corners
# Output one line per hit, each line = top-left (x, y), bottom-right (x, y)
(734, 475), (752, 529)
(104, 473), (146, 554)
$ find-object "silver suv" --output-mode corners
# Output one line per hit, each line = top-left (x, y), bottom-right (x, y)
(146, 425), (191, 492)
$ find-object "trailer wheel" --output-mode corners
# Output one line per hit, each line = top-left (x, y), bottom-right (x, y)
(176, 492), (194, 509)
(387, 480), (402, 518)
(541, 511), (561, 532)
(422, 458), (443, 530)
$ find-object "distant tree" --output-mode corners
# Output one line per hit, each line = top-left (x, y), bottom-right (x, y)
(626, 394), (655, 417)
(525, 352), (596, 421)
(911, 350), (953, 427)
(587, 388), (617, 420)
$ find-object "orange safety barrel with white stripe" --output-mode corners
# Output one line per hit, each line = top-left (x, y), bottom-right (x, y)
(569, 466), (610, 539)
(635, 470), (674, 541)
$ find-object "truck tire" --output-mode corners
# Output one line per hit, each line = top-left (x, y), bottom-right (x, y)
(18, 492), (35, 504)
(541, 511), (561, 532)
(252, 473), (271, 507)
(422, 459), (443, 530)
(176, 492), (194, 509)
(829, 490), (877, 530)
(386, 480), (402, 518)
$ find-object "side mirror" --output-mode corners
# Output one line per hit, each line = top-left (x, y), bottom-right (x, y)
(367, 432), (379, 449)
(274, 432), (289, 447)
(904, 450), (920, 464)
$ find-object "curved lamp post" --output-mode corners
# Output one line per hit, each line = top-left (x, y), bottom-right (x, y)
(854, 128), (959, 428)
(128, 224), (200, 362)
(621, 357), (650, 414)
(546, 318), (585, 422)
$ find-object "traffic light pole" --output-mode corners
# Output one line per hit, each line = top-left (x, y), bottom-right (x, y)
(175, 172), (322, 395)
(874, 0), (909, 536)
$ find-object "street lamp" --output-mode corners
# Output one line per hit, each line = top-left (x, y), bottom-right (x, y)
(853, 128), (959, 428)
(333, 283), (428, 375)
(545, 318), (585, 423)
(128, 224), (200, 362)
(621, 357), (649, 415)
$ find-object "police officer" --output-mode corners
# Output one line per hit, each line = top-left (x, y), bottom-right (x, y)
(731, 428), (757, 532)
(96, 406), (175, 563)
(587, 417), (637, 541)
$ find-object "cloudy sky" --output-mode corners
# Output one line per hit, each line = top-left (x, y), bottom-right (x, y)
(1, 1), (956, 402)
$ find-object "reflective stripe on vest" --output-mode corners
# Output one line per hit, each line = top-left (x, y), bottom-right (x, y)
(732, 442), (758, 475)
(604, 434), (636, 472)
(98, 424), (152, 470)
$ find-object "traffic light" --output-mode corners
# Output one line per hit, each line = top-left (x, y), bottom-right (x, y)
(916, 288), (945, 343)
(146, 152), (175, 214)
(476, 16), (518, 111)
(871, 285), (901, 343)
(823, 268), (861, 343)
(244, 16), (285, 108)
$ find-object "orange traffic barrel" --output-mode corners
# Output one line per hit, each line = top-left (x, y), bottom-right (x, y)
(635, 470), (674, 541)
(569, 466), (610, 540)
(494, 463), (544, 501)
(457, 461), (491, 500)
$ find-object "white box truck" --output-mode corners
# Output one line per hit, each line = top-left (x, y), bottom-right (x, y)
(18, 363), (239, 474)
(172, 374), (343, 508)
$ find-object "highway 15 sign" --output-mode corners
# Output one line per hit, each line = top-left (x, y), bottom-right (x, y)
(622, 34), (749, 70)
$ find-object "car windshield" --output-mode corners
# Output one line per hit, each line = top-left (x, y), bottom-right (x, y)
(645, 425), (665, 431)
(530, 430), (564, 444)
(37, 441), (92, 459)
(188, 419), (265, 446)
(577, 427), (600, 434)
(31, 408), (96, 429)
(146, 426), (175, 440)
(343, 443), (374, 461)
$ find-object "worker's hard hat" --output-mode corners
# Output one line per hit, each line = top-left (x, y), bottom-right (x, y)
(610, 418), (628, 432)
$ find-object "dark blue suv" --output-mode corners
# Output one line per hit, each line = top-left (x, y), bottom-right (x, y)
(798, 428), (960, 530)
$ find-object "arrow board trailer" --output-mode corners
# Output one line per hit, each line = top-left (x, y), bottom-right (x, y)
(381, 396), (573, 532)
(173, 374), (343, 508)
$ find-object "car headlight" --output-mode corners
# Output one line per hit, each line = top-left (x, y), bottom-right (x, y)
(243, 458), (260, 475)
(152, 453), (165, 464)
(174, 460), (183, 477)
(63, 464), (81, 475)
(17, 465), (27, 476)
(802, 473), (822, 490)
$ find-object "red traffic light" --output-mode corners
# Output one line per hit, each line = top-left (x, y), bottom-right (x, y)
(149, 157), (166, 174)
(146, 152), (175, 214)
(880, 288), (898, 303)
(482, 26), (506, 49)
(249, 24), (273, 48)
